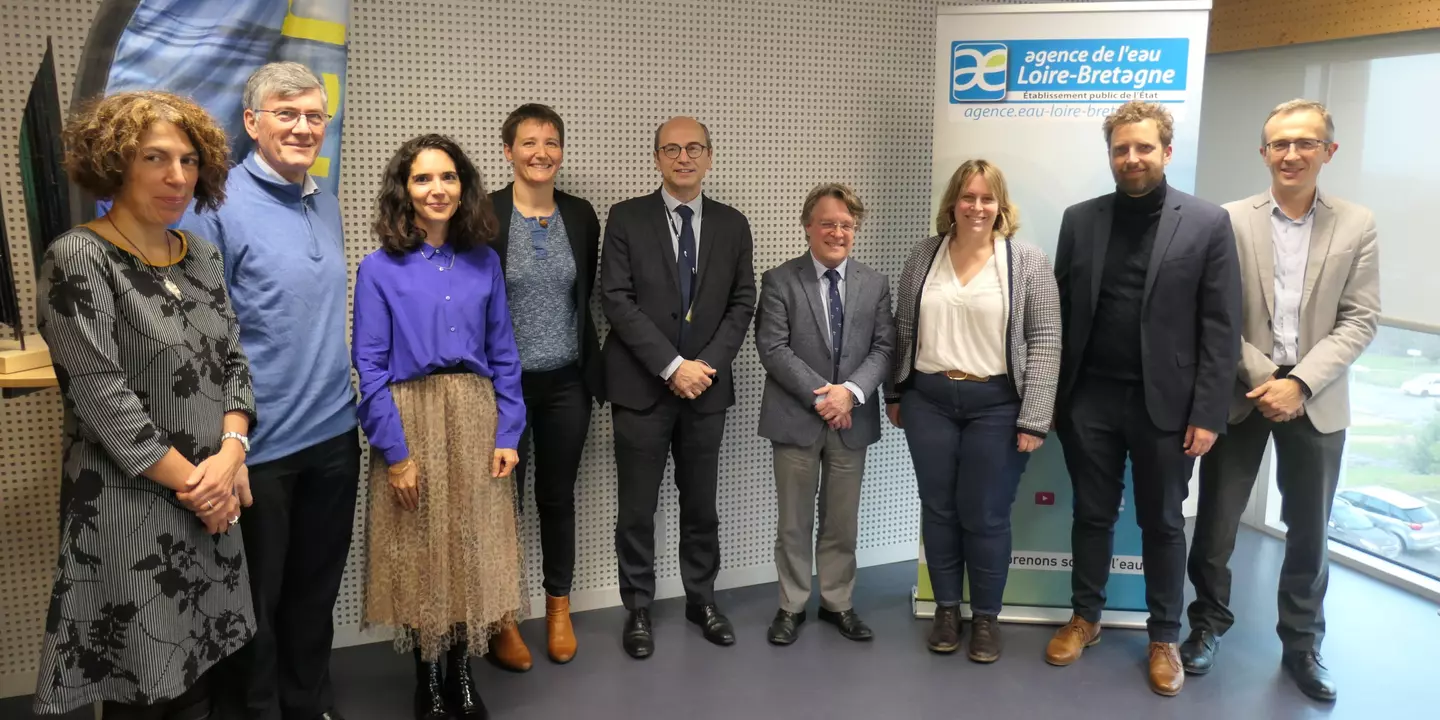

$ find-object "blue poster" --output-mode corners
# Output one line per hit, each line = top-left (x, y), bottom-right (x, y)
(81, 0), (350, 196)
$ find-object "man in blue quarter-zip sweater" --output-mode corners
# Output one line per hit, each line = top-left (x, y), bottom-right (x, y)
(181, 62), (357, 720)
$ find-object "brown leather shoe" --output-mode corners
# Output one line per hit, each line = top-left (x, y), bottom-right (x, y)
(1044, 614), (1100, 666)
(489, 620), (532, 672)
(1148, 642), (1184, 697)
(546, 594), (577, 663)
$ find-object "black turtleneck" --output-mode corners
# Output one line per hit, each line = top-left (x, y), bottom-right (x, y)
(1084, 183), (1167, 383)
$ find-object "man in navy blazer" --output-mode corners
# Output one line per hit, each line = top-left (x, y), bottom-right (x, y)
(600, 116), (756, 659)
(1044, 101), (1242, 698)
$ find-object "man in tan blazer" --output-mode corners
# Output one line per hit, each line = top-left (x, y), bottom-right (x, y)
(1182, 99), (1380, 703)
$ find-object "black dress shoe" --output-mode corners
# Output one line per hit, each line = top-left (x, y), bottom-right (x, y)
(411, 649), (451, 720)
(768, 609), (805, 645)
(623, 608), (654, 659)
(927, 605), (961, 653)
(968, 613), (1001, 663)
(818, 607), (873, 641)
(1180, 628), (1220, 675)
(685, 603), (736, 646)
(315, 713), (347, 720)
(1282, 650), (1338, 702)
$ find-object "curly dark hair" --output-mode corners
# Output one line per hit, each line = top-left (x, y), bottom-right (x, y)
(63, 91), (230, 211)
(373, 134), (498, 254)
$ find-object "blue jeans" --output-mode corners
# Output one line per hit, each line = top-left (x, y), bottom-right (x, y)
(903, 373), (1030, 614)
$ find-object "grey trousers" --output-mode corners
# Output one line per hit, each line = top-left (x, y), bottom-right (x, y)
(772, 430), (868, 613)
(1186, 409), (1346, 652)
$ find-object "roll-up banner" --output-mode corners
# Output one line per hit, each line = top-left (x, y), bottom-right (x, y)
(915, 1), (1212, 627)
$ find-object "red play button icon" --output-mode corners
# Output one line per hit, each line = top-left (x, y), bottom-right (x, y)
(1035, 492), (1056, 505)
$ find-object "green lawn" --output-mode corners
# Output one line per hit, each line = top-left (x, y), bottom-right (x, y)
(1354, 353), (1440, 389)
(1341, 465), (1440, 497)
(1350, 423), (1413, 438)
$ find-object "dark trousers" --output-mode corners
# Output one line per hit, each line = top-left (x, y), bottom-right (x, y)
(1187, 410), (1346, 651)
(901, 373), (1029, 615)
(223, 429), (360, 720)
(103, 672), (211, 720)
(514, 363), (592, 597)
(612, 394), (726, 610)
(1057, 376), (1193, 642)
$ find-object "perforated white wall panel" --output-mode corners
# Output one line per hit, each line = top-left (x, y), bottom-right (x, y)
(0, 0), (978, 696)
(339, 0), (933, 631)
(1, 0), (101, 698)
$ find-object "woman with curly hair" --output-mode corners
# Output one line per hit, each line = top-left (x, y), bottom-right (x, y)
(352, 134), (524, 720)
(32, 90), (257, 718)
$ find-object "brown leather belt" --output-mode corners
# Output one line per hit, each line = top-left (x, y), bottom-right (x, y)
(941, 370), (992, 382)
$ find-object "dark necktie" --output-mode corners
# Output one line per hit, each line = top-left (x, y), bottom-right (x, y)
(824, 268), (844, 382)
(676, 204), (697, 344)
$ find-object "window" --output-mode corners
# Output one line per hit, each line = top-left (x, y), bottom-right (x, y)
(1200, 30), (1440, 599)
(1260, 323), (1440, 582)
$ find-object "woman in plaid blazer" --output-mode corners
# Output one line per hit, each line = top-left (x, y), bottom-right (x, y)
(885, 159), (1061, 663)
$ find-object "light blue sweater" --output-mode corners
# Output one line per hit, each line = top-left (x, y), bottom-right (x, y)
(180, 153), (356, 464)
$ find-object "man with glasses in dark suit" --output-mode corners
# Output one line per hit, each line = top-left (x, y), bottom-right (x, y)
(601, 116), (756, 659)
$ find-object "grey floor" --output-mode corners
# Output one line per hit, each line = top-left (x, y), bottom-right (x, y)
(6, 526), (1438, 720)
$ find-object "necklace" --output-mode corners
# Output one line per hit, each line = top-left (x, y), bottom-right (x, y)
(516, 202), (557, 228)
(421, 244), (456, 272)
(108, 216), (182, 299)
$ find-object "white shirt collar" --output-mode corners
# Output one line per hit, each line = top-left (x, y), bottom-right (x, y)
(812, 254), (849, 280)
(254, 152), (321, 197)
(1269, 188), (1320, 224)
(660, 186), (703, 218)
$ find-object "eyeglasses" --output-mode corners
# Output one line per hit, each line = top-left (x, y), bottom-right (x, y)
(659, 143), (710, 159)
(254, 108), (331, 128)
(1264, 138), (1329, 155)
(816, 221), (856, 233)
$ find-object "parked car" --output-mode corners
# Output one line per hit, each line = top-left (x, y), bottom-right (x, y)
(1336, 487), (1440, 552)
(1328, 499), (1403, 559)
(1400, 373), (1440, 397)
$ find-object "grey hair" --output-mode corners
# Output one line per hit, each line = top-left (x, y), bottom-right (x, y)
(1262, 98), (1335, 144)
(243, 62), (326, 110)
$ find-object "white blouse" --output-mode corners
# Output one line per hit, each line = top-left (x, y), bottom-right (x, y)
(914, 238), (1009, 377)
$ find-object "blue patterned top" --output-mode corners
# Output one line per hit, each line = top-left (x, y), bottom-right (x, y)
(505, 208), (580, 372)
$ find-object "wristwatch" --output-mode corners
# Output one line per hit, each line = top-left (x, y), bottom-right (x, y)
(220, 432), (251, 453)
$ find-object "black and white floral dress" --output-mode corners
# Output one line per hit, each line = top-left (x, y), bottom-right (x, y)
(32, 227), (257, 715)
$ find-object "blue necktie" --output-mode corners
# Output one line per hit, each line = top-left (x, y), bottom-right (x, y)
(825, 268), (844, 382)
(675, 205), (697, 344)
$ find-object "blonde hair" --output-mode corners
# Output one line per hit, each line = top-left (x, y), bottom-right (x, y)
(801, 183), (865, 226)
(1262, 98), (1335, 144)
(935, 159), (1019, 238)
(1103, 100), (1175, 147)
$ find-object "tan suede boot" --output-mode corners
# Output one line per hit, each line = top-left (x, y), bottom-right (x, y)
(546, 594), (577, 663)
(489, 620), (532, 672)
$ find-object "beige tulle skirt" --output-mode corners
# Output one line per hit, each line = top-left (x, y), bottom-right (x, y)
(362, 373), (524, 661)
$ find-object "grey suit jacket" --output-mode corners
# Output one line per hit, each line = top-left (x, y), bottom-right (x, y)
(755, 253), (895, 449)
(1225, 191), (1380, 434)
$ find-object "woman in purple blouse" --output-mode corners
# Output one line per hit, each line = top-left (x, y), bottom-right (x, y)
(352, 134), (524, 720)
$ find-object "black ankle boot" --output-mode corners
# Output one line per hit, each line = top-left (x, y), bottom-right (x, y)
(412, 647), (451, 720)
(445, 640), (489, 718)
